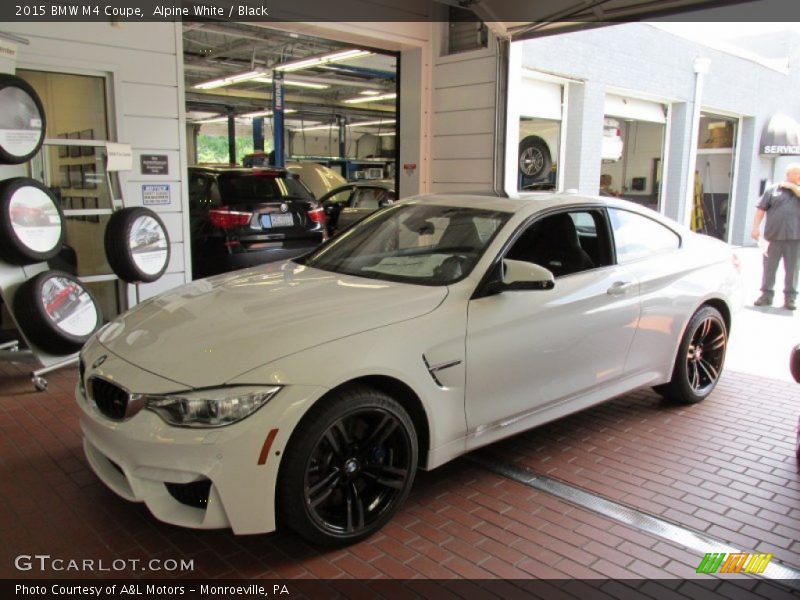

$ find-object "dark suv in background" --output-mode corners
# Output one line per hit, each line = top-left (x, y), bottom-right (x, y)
(188, 166), (326, 279)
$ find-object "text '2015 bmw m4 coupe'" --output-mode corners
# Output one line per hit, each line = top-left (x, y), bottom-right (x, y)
(77, 193), (742, 545)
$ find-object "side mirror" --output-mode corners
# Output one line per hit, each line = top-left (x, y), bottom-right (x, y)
(791, 344), (800, 384)
(500, 259), (555, 291)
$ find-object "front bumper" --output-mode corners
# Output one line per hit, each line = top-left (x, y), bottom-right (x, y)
(77, 354), (324, 534)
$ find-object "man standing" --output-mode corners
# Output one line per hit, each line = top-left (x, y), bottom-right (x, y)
(751, 163), (800, 311)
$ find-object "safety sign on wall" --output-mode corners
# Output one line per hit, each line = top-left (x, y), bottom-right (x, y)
(141, 184), (170, 206)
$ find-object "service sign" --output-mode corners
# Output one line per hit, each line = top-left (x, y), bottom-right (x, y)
(142, 184), (170, 206)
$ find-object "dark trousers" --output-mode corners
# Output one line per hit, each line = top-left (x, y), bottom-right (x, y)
(761, 239), (800, 302)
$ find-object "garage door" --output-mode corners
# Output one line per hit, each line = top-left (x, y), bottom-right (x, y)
(604, 94), (666, 124)
(518, 76), (562, 120)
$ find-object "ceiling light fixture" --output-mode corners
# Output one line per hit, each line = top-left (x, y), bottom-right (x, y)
(251, 77), (329, 90)
(240, 109), (297, 118)
(274, 49), (372, 73)
(193, 69), (265, 90)
(291, 118), (396, 133)
(342, 92), (397, 105)
(376, 132), (396, 136)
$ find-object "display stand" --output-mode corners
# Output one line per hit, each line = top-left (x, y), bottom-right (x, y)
(0, 262), (78, 391)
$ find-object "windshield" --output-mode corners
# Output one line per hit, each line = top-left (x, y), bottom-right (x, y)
(217, 172), (311, 204)
(300, 203), (510, 285)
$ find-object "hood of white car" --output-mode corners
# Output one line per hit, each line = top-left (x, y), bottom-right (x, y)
(96, 262), (447, 388)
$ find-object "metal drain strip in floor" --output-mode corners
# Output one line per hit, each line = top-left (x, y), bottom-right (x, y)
(468, 453), (800, 585)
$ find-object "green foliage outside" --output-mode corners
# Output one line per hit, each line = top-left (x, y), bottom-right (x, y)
(197, 134), (265, 165)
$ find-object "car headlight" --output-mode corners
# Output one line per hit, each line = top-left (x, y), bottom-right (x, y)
(144, 386), (281, 428)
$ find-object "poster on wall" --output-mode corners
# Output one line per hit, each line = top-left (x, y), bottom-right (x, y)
(0, 74), (46, 164)
(41, 275), (99, 336)
(129, 214), (169, 277)
(7, 184), (62, 254)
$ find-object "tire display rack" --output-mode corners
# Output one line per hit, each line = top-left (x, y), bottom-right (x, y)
(0, 73), (170, 391)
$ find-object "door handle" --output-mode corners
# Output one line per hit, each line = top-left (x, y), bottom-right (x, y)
(607, 281), (634, 296)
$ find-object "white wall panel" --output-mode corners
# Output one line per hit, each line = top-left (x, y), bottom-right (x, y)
(123, 117), (181, 150)
(433, 56), (498, 88)
(432, 159), (494, 184)
(433, 82), (495, 113)
(120, 83), (179, 119)
(432, 134), (494, 160)
(166, 243), (185, 274)
(138, 273), (186, 301)
(432, 109), (495, 137)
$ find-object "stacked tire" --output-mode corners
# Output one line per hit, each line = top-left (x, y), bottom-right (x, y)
(0, 76), (102, 355)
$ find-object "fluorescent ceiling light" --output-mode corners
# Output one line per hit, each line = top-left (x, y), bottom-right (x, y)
(193, 69), (265, 90)
(291, 118), (395, 133)
(251, 77), (329, 90)
(376, 132), (396, 136)
(274, 49), (372, 73)
(360, 90), (381, 96)
(342, 92), (397, 105)
(240, 109), (297, 118)
(350, 119), (395, 127)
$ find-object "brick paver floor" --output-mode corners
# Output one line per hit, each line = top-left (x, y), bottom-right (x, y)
(0, 356), (797, 581)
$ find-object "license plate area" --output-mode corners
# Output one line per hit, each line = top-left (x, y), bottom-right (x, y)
(261, 213), (294, 228)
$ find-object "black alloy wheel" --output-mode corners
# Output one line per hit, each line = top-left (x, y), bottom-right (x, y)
(278, 387), (417, 545)
(655, 306), (727, 404)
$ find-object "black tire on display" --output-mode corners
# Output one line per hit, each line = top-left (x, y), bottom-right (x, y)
(518, 136), (552, 180)
(0, 74), (47, 164)
(277, 385), (418, 546)
(655, 306), (727, 404)
(12, 270), (102, 355)
(790, 344), (800, 384)
(0, 177), (65, 265)
(104, 207), (170, 283)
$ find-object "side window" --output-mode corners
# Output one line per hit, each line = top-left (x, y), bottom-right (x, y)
(352, 189), (381, 210)
(326, 189), (353, 205)
(506, 209), (612, 277)
(609, 208), (680, 264)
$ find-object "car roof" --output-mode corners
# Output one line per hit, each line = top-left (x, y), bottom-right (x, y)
(402, 191), (683, 228)
(190, 165), (292, 176)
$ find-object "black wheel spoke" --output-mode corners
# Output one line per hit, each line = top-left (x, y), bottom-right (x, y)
(307, 468), (341, 507)
(709, 333), (726, 351)
(324, 430), (344, 459)
(362, 464), (408, 490)
(345, 484), (365, 532)
(364, 414), (398, 447)
(698, 358), (718, 382)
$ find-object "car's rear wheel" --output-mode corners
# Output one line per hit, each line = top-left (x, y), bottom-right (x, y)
(655, 306), (727, 404)
(518, 136), (552, 180)
(277, 386), (417, 546)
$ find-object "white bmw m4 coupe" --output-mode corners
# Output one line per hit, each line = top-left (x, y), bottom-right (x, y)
(77, 193), (742, 545)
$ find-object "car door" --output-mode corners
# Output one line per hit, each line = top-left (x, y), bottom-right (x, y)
(465, 207), (642, 431)
(338, 187), (393, 230)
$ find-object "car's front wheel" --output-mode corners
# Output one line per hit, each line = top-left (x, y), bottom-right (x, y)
(656, 306), (727, 404)
(277, 386), (417, 546)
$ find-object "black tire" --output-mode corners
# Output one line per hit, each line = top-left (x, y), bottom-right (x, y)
(13, 270), (102, 355)
(0, 74), (47, 164)
(656, 306), (727, 404)
(277, 385), (418, 546)
(0, 177), (65, 265)
(790, 344), (800, 384)
(518, 136), (552, 180)
(104, 207), (170, 283)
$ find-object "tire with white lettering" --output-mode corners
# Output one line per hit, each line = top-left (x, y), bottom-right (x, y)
(104, 207), (170, 283)
(0, 74), (46, 164)
(13, 270), (102, 355)
(0, 177), (65, 265)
